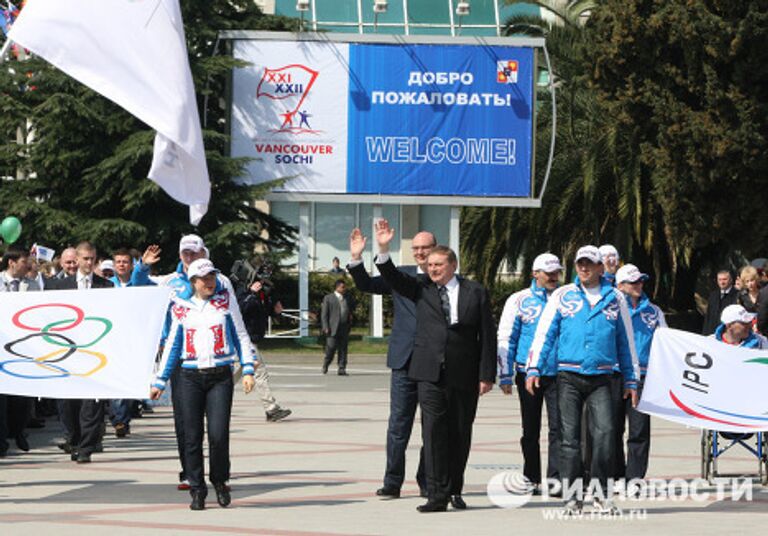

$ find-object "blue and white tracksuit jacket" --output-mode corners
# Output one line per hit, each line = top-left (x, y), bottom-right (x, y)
(712, 324), (768, 349)
(497, 281), (557, 385)
(133, 261), (260, 361)
(526, 276), (639, 389)
(152, 289), (256, 390)
(625, 294), (666, 377)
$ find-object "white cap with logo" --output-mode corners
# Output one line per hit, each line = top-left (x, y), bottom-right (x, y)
(99, 260), (115, 272)
(720, 304), (756, 325)
(187, 258), (219, 279)
(599, 244), (620, 260)
(575, 245), (602, 264)
(179, 234), (205, 253)
(532, 253), (564, 273)
(616, 263), (649, 284)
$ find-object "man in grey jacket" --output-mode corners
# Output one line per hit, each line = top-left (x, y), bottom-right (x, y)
(321, 279), (355, 375)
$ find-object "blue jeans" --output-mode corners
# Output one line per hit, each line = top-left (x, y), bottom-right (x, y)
(558, 372), (615, 498)
(178, 367), (234, 494)
(384, 367), (426, 491)
(109, 399), (132, 426)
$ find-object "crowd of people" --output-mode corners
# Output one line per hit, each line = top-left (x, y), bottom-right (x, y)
(2, 228), (766, 514)
(343, 222), (767, 515)
(0, 235), (292, 510)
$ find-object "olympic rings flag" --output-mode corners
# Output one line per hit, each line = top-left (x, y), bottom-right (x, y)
(0, 287), (172, 399)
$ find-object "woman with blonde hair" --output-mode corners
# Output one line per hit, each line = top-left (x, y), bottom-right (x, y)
(738, 266), (761, 313)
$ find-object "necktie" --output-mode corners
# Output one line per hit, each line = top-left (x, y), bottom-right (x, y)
(438, 285), (451, 324)
(9, 279), (19, 292)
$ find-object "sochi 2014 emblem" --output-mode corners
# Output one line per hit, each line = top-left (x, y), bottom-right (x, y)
(497, 60), (518, 84)
(256, 64), (321, 135)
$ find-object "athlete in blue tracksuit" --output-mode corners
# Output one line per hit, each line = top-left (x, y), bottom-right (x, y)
(526, 246), (638, 514)
(614, 264), (666, 481)
(712, 304), (768, 349)
(497, 253), (563, 488)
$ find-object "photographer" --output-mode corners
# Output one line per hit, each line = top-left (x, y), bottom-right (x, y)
(231, 260), (292, 422)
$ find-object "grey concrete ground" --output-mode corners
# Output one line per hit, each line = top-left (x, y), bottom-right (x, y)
(1, 354), (766, 535)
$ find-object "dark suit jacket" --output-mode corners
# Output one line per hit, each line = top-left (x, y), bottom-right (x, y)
(348, 262), (417, 370)
(376, 258), (496, 391)
(52, 273), (115, 290)
(757, 286), (768, 335)
(321, 292), (355, 336)
(702, 287), (738, 335)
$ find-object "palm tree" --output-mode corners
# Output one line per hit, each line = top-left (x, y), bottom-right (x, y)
(461, 11), (676, 306)
(504, 0), (598, 27)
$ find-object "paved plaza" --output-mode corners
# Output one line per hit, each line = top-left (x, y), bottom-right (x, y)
(1, 354), (766, 535)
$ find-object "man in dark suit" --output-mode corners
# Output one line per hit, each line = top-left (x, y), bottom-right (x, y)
(702, 270), (738, 335)
(54, 241), (114, 463)
(321, 279), (355, 375)
(0, 246), (42, 456)
(373, 219), (496, 512)
(347, 227), (433, 499)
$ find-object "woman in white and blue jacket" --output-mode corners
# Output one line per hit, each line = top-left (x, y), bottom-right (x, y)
(497, 253), (563, 488)
(150, 258), (255, 511)
(615, 264), (666, 481)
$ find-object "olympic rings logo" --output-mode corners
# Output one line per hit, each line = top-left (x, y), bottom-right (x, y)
(0, 303), (113, 380)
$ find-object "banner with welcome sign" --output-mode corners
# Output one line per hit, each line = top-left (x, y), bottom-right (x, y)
(638, 328), (768, 432)
(231, 36), (537, 200)
(0, 287), (171, 399)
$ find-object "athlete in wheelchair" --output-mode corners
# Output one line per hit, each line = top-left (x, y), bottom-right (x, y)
(701, 305), (768, 483)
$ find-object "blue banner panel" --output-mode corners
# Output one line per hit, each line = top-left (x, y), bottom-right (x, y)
(346, 43), (534, 197)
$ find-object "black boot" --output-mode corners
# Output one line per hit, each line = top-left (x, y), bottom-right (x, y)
(214, 483), (231, 507)
(190, 490), (206, 511)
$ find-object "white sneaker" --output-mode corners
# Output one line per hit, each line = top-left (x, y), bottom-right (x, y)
(593, 497), (621, 515)
(563, 499), (583, 516)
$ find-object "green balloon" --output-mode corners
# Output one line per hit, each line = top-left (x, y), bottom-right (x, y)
(0, 216), (22, 244)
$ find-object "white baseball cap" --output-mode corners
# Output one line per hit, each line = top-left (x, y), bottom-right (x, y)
(720, 304), (756, 325)
(599, 244), (620, 260)
(616, 263), (648, 284)
(99, 260), (115, 272)
(575, 245), (602, 264)
(532, 253), (564, 273)
(187, 258), (219, 279)
(179, 234), (205, 253)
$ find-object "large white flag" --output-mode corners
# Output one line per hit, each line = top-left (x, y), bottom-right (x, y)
(639, 328), (768, 432)
(0, 287), (171, 399)
(8, 0), (210, 224)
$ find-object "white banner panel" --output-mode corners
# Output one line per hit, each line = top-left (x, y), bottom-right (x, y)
(232, 40), (350, 192)
(0, 287), (171, 399)
(639, 328), (768, 432)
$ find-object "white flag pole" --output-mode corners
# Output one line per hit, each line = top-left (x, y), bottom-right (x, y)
(0, 38), (12, 62)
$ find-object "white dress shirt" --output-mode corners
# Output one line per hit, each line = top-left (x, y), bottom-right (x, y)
(77, 272), (93, 290)
(441, 275), (460, 325)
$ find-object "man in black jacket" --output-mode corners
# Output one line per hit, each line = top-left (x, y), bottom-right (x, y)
(53, 242), (114, 463)
(348, 227), (432, 499)
(702, 270), (738, 335)
(373, 219), (496, 512)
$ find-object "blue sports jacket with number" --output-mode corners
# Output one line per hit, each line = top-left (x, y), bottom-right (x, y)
(526, 276), (639, 389)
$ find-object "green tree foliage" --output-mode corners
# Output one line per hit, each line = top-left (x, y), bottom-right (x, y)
(462, 1), (768, 310)
(0, 0), (297, 271)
